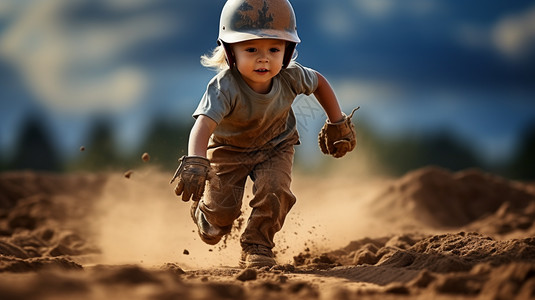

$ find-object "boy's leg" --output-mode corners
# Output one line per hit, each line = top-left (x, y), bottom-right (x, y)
(193, 148), (250, 244)
(240, 141), (297, 266)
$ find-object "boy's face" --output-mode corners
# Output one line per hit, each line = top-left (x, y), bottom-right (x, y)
(231, 39), (286, 94)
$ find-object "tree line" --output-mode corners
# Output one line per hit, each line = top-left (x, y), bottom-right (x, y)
(0, 116), (191, 174)
(1, 116), (534, 180)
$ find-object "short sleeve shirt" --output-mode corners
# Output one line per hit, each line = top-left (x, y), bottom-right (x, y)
(193, 62), (318, 151)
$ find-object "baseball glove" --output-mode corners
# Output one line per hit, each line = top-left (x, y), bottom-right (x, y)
(318, 107), (359, 158)
(170, 155), (211, 202)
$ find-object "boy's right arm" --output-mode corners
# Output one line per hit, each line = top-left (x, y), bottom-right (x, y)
(170, 115), (217, 202)
(188, 115), (217, 158)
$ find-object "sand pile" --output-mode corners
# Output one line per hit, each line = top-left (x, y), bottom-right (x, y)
(0, 172), (104, 272)
(370, 166), (535, 234)
(0, 167), (534, 300)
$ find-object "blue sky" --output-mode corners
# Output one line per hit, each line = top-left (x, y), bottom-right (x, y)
(1, 0), (534, 164)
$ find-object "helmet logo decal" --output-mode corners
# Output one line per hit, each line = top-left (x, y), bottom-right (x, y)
(234, 1), (274, 31)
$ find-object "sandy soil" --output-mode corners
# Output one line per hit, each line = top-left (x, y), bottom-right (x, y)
(0, 166), (534, 300)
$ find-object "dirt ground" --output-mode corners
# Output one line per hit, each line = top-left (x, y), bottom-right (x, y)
(0, 166), (534, 300)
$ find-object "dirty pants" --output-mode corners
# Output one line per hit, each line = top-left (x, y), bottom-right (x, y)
(198, 139), (297, 249)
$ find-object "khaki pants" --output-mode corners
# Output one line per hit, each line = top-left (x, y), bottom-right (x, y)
(199, 138), (297, 249)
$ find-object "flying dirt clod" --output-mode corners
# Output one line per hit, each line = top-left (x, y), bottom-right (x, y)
(141, 152), (150, 162)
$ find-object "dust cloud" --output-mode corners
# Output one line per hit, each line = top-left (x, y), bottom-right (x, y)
(92, 167), (240, 269)
(91, 165), (385, 269)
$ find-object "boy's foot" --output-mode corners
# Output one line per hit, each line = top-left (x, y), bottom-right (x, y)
(239, 244), (277, 268)
(190, 201), (222, 245)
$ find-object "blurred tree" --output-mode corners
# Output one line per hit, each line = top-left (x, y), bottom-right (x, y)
(0, 141), (4, 172)
(374, 130), (483, 176)
(136, 119), (192, 171)
(10, 116), (62, 171)
(70, 119), (122, 171)
(508, 123), (535, 180)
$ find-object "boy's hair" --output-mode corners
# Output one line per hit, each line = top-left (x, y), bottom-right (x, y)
(200, 45), (229, 71)
(200, 44), (298, 72)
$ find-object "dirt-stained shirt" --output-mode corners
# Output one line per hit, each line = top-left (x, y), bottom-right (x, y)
(193, 62), (318, 151)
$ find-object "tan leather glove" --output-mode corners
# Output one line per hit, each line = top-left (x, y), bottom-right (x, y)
(318, 107), (359, 158)
(170, 156), (211, 202)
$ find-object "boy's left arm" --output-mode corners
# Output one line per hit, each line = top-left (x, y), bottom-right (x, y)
(314, 72), (344, 123)
(313, 71), (358, 158)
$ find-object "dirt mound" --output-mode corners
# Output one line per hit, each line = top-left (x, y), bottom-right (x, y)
(296, 232), (535, 271)
(1, 168), (535, 300)
(0, 255), (83, 272)
(290, 231), (535, 298)
(466, 200), (535, 238)
(370, 166), (535, 229)
(0, 171), (105, 210)
(0, 172), (104, 273)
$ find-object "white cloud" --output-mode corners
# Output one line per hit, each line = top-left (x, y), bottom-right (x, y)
(351, 0), (439, 19)
(318, 5), (358, 38)
(492, 5), (535, 59)
(334, 79), (401, 106)
(104, 0), (158, 11)
(352, 0), (396, 19)
(404, 0), (440, 17)
(455, 24), (490, 50)
(0, 0), (174, 115)
(0, 1), (14, 18)
(26, 65), (148, 113)
(0, 0), (28, 19)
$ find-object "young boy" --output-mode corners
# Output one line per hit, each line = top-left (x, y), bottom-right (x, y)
(171, 0), (357, 268)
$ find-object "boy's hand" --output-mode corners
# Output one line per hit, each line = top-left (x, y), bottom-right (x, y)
(318, 107), (359, 158)
(170, 156), (211, 202)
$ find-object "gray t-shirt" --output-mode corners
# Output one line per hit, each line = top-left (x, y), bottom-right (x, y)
(193, 62), (318, 151)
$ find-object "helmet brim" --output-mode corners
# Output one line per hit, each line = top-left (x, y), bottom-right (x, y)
(219, 29), (300, 44)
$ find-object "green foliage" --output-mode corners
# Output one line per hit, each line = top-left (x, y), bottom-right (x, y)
(69, 119), (122, 171)
(3, 114), (535, 180)
(136, 119), (192, 171)
(0, 145), (5, 172)
(9, 117), (62, 171)
(67, 118), (192, 172)
(508, 123), (535, 180)
(309, 122), (485, 177)
(373, 130), (483, 176)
